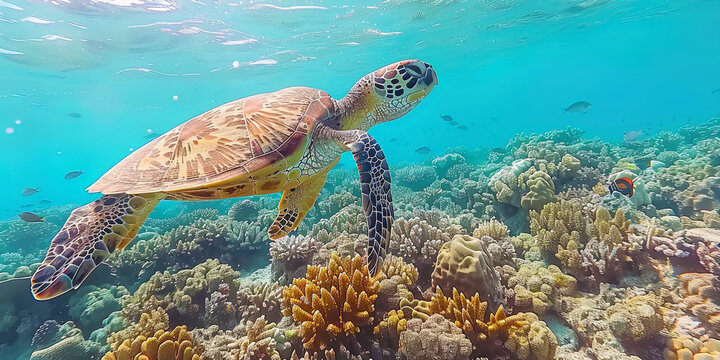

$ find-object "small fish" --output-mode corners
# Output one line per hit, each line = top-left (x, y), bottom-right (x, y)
(22, 187), (39, 196)
(145, 132), (160, 139)
(390, 138), (398, 142)
(20, 204), (35, 208)
(415, 146), (431, 154)
(448, 121), (458, 126)
(19, 212), (45, 222)
(67, 112), (82, 118)
(712, 88), (720, 94)
(623, 130), (643, 141)
(64, 170), (84, 180)
(608, 177), (634, 198)
(491, 147), (507, 154)
(440, 115), (454, 122)
(411, 11), (425, 20)
(649, 160), (666, 170)
(562, 101), (592, 113)
(40, 199), (52, 204)
(457, 125), (469, 131)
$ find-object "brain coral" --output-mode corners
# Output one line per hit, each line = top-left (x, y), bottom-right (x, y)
(432, 234), (503, 308)
(101, 325), (202, 360)
(520, 168), (557, 212)
(398, 314), (473, 360)
(281, 254), (379, 351)
(504, 312), (558, 360)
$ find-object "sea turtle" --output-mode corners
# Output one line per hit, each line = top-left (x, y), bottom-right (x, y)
(31, 59), (438, 300)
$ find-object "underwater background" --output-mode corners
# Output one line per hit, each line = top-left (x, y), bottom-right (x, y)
(1, 0), (720, 359)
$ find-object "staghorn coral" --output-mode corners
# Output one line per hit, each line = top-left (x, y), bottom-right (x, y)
(102, 325), (202, 360)
(605, 294), (664, 342)
(502, 261), (577, 316)
(431, 234), (503, 308)
(679, 272), (720, 337)
(530, 200), (587, 255)
(398, 314), (472, 360)
(400, 287), (526, 349)
(379, 254), (418, 286)
(281, 254), (379, 351)
(472, 217), (510, 240)
(390, 216), (453, 273)
(505, 312), (558, 360)
(663, 336), (720, 360)
(236, 281), (284, 324)
(238, 317), (281, 360)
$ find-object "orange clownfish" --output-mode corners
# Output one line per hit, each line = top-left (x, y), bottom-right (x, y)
(608, 177), (634, 198)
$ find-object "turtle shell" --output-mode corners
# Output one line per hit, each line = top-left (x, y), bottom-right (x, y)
(87, 87), (335, 195)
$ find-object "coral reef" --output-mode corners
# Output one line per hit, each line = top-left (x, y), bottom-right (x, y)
(502, 261), (577, 316)
(398, 314), (472, 360)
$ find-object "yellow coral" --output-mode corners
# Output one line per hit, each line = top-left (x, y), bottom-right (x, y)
(381, 255), (419, 286)
(473, 218), (510, 240)
(373, 310), (407, 349)
(108, 308), (170, 351)
(102, 326), (202, 360)
(664, 336), (720, 360)
(505, 312), (558, 360)
(282, 254), (379, 351)
(589, 207), (630, 247)
(400, 287), (527, 347)
(530, 200), (586, 253)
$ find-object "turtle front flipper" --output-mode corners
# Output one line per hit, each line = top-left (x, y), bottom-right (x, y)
(344, 131), (394, 277)
(31, 193), (163, 300)
(267, 159), (338, 240)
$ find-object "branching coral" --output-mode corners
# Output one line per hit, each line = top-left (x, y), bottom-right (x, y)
(237, 281), (284, 324)
(472, 217), (510, 240)
(270, 234), (322, 281)
(379, 254), (418, 286)
(238, 317), (281, 360)
(108, 307), (169, 351)
(102, 325), (202, 360)
(432, 234), (503, 308)
(281, 254), (379, 351)
(400, 287), (526, 349)
(390, 216), (452, 273)
(373, 310), (407, 350)
(530, 200), (586, 254)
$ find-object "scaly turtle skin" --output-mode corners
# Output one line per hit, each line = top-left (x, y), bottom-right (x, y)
(31, 59), (438, 300)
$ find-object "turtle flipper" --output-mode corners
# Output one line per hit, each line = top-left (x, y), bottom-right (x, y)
(345, 132), (394, 277)
(31, 193), (163, 300)
(267, 160), (337, 240)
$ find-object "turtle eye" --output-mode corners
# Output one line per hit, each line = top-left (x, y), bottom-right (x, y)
(404, 63), (425, 78)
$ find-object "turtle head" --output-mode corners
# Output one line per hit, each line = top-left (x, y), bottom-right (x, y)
(341, 59), (437, 129)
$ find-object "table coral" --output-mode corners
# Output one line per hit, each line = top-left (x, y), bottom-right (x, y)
(281, 254), (379, 351)
(502, 261), (577, 316)
(102, 325), (202, 360)
(398, 314), (472, 360)
(431, 234), (504, 308)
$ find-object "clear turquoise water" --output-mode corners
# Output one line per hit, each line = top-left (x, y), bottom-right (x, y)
(2, 0), (718, 217)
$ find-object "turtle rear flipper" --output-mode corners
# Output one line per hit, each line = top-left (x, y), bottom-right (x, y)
(31, 193), (163, 300)
(344, 131), (394, 277)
